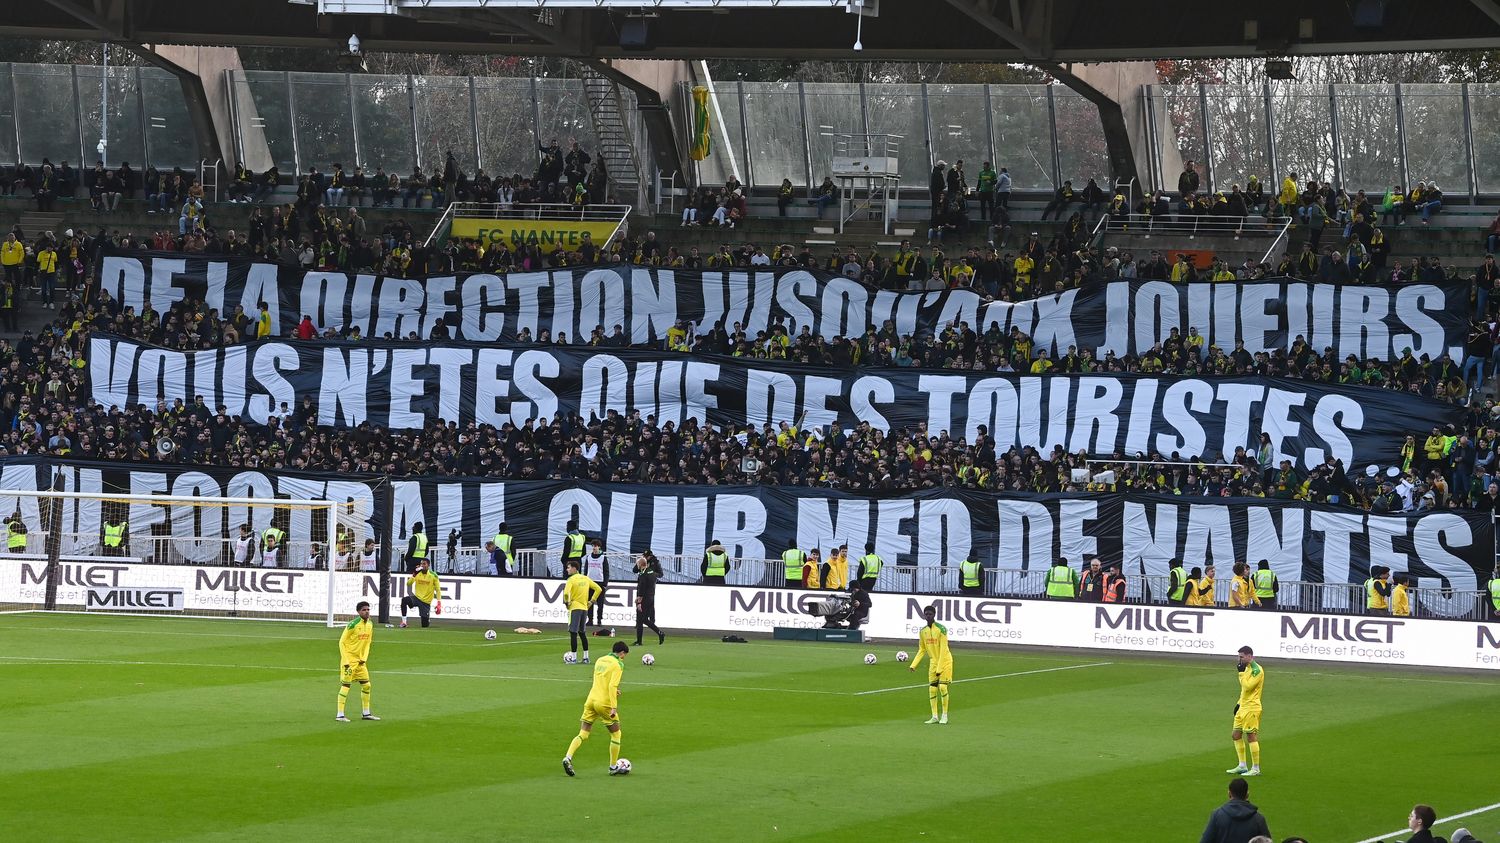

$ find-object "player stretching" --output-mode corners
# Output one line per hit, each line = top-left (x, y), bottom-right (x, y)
(400, 559), (441, 628)
(336, 601), (380, 722)
(1225, 645), (1264, 776)
(907, 604), (953, 724)
(563, 640), (630, 776)
(564, 560), (602, 664)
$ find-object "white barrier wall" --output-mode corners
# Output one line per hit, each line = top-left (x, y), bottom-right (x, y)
(6, 561), (1498, 671)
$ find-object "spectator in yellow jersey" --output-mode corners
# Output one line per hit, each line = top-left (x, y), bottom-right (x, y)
(399, 558), (441, 628)
(1390, 574), (1412, 617)
(335, 601), (380, 722)
(255, 301), (272, 338)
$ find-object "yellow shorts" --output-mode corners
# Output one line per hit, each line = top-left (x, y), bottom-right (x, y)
(580, 700), (617, 726)
(340, 662), (370, 683)
(1232, 706), (1262, 733)
(928, 661), (955, 684)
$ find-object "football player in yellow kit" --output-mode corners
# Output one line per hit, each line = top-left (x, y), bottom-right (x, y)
(563, 640), (630, 776)
(907, 604), (953, 724)
(1226, 645), (1265, 776)
(336, 601), (380, 722)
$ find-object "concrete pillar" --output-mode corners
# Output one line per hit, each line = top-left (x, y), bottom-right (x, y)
(129, 45), (273, 173)
(1041, 61), (1181, 194)
(593, 59), (692, 182)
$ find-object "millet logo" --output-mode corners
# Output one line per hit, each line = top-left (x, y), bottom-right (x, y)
(196, 570), (303, 594)
(21, 562), (127, 587)
(529, 581), (635, 607)
(728, 589), (827, 615)
(1477, 626), (1500, 649)
(907, 597), (1019, 624)
(86, 587), (184, 610)
(1280, 615), (1403, 644)
(1095, 607), (1211, 634)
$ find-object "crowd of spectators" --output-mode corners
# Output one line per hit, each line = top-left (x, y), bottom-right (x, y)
(3, 147), (1500, 520)
(0, 242), (1496, 520)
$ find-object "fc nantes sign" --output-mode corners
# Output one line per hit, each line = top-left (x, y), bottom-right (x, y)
(450, 217), (622, 249)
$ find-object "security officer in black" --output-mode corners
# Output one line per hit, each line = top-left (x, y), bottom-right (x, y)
(1167, 558), (1190, 606)
(405, 521), (429, 572)
(1253, 559), (1279, 609)
(632, 551), (665, 646)
(561, 518), (587, 577)
(856, 542), (883, 592)
(701, 539), (730, 585)
(958, 556), (984, 596)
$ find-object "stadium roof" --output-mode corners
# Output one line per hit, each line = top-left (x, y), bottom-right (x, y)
(13, 0), (1500, 61)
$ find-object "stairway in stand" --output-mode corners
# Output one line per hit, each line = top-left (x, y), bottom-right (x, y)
(581, 67), (645, 209)
(12, 210), (65, 238)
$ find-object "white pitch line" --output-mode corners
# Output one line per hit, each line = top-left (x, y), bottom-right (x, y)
(1350, 800), (1500, 843)
(853, 661), (1115, 695)
(0, 654), (844, 696)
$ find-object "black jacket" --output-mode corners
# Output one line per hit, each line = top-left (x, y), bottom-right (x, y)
(1198, 798), (1270, 843)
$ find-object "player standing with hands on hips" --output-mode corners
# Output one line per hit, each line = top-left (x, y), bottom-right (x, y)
(1225, 645), (1265, 776)
(908, 604), (953, 724)
(336, 601), (380, 722)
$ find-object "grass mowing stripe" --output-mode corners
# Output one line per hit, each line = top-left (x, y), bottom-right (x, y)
(1350, 801), (1500, 843)
(852, 661), (1114, 695)
(0, 653), (848, 695)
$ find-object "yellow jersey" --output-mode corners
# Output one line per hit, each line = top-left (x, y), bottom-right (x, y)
(339, 617), (373, 664)
(1230, 575), (1258, 608)
(564, 572), (602, 611)
(1237, 661), (1265, 709)
(409, 570), (441, 604)
(825, 552), (848, 590)
(1187, 575), (1215, 607)
(586, 654), (624, 707)
(909, 621), (953, 673)
(1391, 583), (1411, 617)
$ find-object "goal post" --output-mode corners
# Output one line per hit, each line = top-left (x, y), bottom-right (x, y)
(0, 488), (374, 626)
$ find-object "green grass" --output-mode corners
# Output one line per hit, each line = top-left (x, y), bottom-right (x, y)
(1, 612), (1496, 843)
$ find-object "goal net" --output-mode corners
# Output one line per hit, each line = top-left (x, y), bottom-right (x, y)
(0, 489), (376, 626)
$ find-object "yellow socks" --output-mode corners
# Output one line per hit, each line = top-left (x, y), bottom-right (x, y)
(939, 684), (950, 714)
(564, 729), (588, 756)
(337, 684), (349, 716)
(1234, 739), (1247, 767)
(610, 730), (621, 766)
(1249, 740), (1261, 767)
(928, 686), (940, 716)
(359, 680), (371, 715)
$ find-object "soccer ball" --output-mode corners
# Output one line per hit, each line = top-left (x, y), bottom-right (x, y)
(484, 629), (497, 640)
(864, 653), (877, 665)
(563, 651), (578, 664)
(641, 653), (655, 666)
(896, 651), (910, 662)
(613, 758), (632, 774)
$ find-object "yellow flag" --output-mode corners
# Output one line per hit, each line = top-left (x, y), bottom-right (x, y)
(690, 85), (712, 162)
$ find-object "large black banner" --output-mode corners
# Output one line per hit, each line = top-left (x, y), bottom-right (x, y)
(0, 458), (1490, 589)
(90, 334), (1463, 469)
(95, 252), (1470, 360)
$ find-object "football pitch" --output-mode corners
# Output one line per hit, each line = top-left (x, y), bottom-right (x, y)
(2, 612), (1496, 843)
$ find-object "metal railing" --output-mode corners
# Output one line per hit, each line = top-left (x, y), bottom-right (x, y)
(512, 549), (783, 585)
(1102, 213), (1291, 238)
